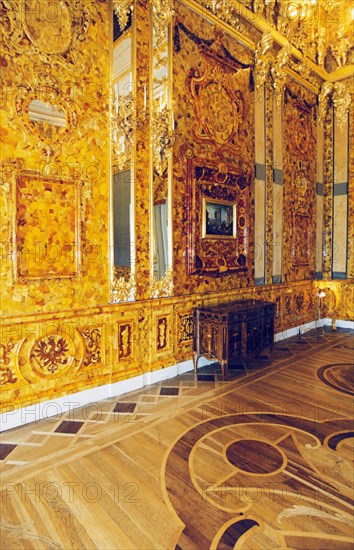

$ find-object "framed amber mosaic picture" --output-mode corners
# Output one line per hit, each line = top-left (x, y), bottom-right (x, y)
(14, 171), (81, 280)
(202, 198), (236, 239)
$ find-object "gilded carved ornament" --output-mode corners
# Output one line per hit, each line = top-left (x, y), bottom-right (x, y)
(254, 31), (273, 96)
(318, 81), (351, 133)
(151, 102), (176, 176)
(330, 25), (351, 68)
(13, 71), (80, 159)
(200, 0), (243, 32)
(152, 0), (174, 50)
(332, 82), (352, 132)
(111, 90), (135, 172)
(271, 44), (292, 111)
(112, 269), (136, 302)
(113, 0), (134, 32)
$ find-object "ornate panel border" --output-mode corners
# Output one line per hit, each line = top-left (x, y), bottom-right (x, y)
(186, 157), (251, 275)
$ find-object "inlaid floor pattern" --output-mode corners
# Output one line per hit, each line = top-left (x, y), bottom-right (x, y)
(0, 328), (353, 549)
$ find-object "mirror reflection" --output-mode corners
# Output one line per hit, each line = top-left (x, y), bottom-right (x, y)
(150, 22), (173, 296)
(28, 99), (67, 127)
(111, 10), (135, 302)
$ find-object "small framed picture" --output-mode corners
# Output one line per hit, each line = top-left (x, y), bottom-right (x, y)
(202, 198), (236, 239)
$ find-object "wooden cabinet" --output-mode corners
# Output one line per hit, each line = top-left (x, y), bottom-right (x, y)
(193, 300), (275, 380)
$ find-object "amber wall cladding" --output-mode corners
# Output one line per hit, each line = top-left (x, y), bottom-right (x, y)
(172, 3), (255, 294)
(282, 79), (317, 282)
(0, 2), (352, 416)
(0, 1), (110, 315)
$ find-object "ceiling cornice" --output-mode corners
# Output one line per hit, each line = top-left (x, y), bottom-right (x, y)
(178, 0), (354, 87)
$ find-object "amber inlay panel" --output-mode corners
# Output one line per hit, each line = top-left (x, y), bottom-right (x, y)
(15, 172), (80, 280)
(117, 322), (134, 362)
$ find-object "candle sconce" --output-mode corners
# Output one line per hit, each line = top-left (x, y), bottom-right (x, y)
(111, 88), (135, 172)
(152, 100), (176, 176)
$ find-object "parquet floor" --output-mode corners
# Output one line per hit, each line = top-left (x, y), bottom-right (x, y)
(0, 328), (353, 549)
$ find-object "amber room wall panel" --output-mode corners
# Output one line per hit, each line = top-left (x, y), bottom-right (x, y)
(254, 84), (266, 286)
(348, 96), (354, 279)
(1, 1), (353, 426)
(315, 119), (324, 278)
(332, 115), (349, 279)
(282, 79), (317, 283)
(172, 2), (255, 295)
(272, 95), (284, 284)
(0, 1), (111, 316)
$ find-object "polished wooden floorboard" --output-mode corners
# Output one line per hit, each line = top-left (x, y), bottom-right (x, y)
(0, 329), (353, 549)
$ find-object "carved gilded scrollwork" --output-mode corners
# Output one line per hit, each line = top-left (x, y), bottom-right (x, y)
(0, 0), (90, 69)
(271, 44), (292, 111)
(152, 0), (174, 50)
(254, 31), (273, 99)
(151, 266), (173, 299)
(113, 0), (133, 32)
(332, 82), (351, 133)
(13, 71), (80, 159)
(318, 82), (351, 133)
(112, 268), (135, 302)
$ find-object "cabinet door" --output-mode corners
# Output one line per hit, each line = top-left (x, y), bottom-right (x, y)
(228, 322), (243, 361)
(245, 317), (263, 355)
(199, 322), (222, 359)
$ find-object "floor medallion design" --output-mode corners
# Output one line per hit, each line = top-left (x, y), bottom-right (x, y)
(164, 413), (354, 549)
(317, 363), (354, 395)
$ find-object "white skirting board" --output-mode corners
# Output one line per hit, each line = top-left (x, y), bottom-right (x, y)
(1, 318), (353, 432)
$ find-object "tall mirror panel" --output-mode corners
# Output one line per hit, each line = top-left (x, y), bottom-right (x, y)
(111, 7), (135, 302)
(150, 6), (174, 298)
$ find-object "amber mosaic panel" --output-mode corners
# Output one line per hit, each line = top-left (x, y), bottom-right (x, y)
(15, 172), (80, 280)
(172, 3), (255, 295)
(282, 80), (317, 282)
(0, 1), (110, 315)
(348, 96), (354, 279)
(2, 279), (349, 413)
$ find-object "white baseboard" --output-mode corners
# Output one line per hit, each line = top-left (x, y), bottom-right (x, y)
(1, 320), (352, 432)
(0, 357), (213, 432)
